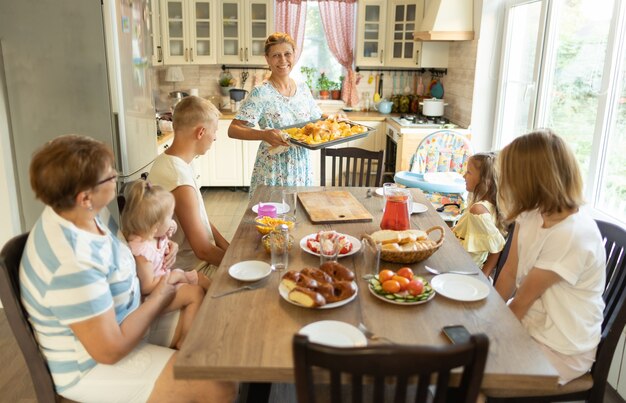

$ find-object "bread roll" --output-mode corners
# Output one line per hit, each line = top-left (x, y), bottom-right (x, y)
(370, 230), (402, 245)
(381, 243), (402, 252)
(400, 242), (418, 252)
(319, 262), (355, 282)
(288, 286), (326, 307)
(301, 267), (333, 284)
(399, 229), (427, 244)
(322, 281), (357, 303)
(281, 271), (319, 291)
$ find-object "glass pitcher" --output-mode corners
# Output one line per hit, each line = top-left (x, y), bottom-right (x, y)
(380, 187), (411, 230)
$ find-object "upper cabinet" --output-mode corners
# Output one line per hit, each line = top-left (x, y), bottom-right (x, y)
(149, 0), (163, 65)
(160, 0), (217, 64)
(218, 0), (274, 65)
(356, 0), (448, 68)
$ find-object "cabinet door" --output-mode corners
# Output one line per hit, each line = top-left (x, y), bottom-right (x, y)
(385, 0), (423, 67)
(162, 0), (189, 64)
(190, 154), (208, 186)
(206, 120), (244, 186)
(219, 0), (245, 64)
(245, 0), (273, 65)
(189, 0), (217, 64)
(348, 121), (384, 152)
(242, 140), (261, 187)
(356, 0), (387, 67)
(149, 0), (164, 65)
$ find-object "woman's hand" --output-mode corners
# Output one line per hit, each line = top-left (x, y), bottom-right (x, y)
(147, 271), (177, 306)
(261, 129), (290, 147)
(163, 240), (178, 270)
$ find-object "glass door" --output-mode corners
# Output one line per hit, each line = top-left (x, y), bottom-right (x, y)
(246, 0), (272, 65)
(356, 0), (386, 66)
(162, 0), (188, 64)
(190, 0), (216, 63)
(386, 0), (423, 67)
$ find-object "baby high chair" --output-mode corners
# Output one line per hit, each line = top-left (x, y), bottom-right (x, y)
(394, 130), (473, 223)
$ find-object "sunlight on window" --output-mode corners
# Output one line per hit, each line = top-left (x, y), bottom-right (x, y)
(292, 1), (344, 91)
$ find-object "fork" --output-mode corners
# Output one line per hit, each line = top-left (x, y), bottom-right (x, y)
(424, 265), (479, 276)
(212, 280), (266, 298)
(357, 322), (396, 344)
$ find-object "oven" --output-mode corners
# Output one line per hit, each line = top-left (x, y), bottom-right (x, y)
(383, 125), (400, 182)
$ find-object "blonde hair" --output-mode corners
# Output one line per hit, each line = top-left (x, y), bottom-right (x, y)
(468, 152), (505, 232)
(172, 95), (220, 132)
(121, 180), (174, 239)
(30, 134), (114, 211)
(264, 32), (296, 55)
(497, 129), (584, 221)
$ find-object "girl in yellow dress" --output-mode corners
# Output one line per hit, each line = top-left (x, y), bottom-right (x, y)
(453, 152), (506, 276)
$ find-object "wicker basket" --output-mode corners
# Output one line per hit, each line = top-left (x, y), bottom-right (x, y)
(374, 226), (445, 264)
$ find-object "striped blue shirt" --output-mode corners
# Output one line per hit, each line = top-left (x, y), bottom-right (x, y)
(19, 206), (140, 392)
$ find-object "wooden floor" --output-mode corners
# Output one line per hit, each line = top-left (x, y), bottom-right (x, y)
(1, 188), (625, 403)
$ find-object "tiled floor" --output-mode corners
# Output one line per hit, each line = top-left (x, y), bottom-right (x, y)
(202, 187), (251, 242)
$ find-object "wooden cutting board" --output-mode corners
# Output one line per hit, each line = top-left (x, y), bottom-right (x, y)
(298, 191), (373, 224)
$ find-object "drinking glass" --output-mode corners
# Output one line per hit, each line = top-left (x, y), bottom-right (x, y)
(270, 226), (290, 272)
(319, 231), (340, 265)
(356, 236), (381, 277)
(282, 189), (297, 218)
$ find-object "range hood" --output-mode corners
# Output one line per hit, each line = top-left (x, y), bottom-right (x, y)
(414, 0), (474, 41)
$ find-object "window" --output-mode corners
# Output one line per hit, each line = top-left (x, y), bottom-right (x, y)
(495, 0), (626, 223)
(291, 1), (344, 90)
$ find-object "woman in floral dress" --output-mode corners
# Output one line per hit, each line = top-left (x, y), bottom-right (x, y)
(228, 32), (323, 195)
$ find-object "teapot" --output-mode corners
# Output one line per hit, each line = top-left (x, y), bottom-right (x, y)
(375, 100), (393, 114)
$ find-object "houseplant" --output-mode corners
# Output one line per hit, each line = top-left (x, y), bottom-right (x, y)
(300, 66), (317, 92)
(331, 75), (344, 100)
(219, 71), (236, 96)
(317, 72), (333, 100)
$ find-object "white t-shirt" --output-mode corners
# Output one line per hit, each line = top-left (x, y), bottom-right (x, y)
(149, 153), (215, 271)
(516, 209), (605, 356)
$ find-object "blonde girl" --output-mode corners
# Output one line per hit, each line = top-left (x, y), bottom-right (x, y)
(453, 152), (506, 276)
(495, 129), (605, 385)
(121, 180), (210, 348)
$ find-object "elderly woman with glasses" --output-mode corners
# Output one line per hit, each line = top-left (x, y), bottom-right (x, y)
(20, 134), (237, 402)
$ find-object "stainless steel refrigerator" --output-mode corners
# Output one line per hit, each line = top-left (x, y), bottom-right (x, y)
(0, 0), (157, 230)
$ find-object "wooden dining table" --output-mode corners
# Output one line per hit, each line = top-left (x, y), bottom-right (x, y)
(174, 185), (558, 396)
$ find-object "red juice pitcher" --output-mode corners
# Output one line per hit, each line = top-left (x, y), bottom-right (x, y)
(380, 187), (411, 230)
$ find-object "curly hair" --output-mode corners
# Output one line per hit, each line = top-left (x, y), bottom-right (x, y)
(121, 179), (174, 240)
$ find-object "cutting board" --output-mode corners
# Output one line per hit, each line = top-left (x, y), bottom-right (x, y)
(298, 191), (373, 224)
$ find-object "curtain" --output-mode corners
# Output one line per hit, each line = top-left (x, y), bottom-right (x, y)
(275, 0), (308, 64)
(317, 0), (358, 107)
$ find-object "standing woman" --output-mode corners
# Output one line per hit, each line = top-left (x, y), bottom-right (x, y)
(495, 130), (605, 385)
(228, 32), (323, 195)
(21, 135), (236, 402)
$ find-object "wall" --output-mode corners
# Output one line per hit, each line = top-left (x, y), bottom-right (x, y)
(443, 41), (479, 129)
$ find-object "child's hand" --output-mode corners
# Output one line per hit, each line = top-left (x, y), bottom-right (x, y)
(163, 240), (178, 270)
(167, 269), (189, 285)
(149, 271), (176, 305)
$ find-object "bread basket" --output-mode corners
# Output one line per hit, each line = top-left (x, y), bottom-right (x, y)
(372, 226), (445, 264)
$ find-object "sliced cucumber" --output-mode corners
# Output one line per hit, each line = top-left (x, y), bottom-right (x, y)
(395, 298), (406, 303)
(385, 294), (395, 300)
(371, 279), (381, 287)
(374, 285), (383, 292)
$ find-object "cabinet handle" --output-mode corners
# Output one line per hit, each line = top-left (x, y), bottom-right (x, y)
(380, 49), (384, 64)
(190, 47), (194, 62)
(184, 48), (188, 62)
(415, 50), (419, 65)
(245, 47), (248, 61)
(239, 47), (243, 61)
(157, 46), (162, 63)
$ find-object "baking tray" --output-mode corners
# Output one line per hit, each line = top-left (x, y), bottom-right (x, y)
(278, 119), (374, 150)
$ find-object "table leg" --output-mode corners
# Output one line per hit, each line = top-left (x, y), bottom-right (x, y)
(239, 382), (272, 403)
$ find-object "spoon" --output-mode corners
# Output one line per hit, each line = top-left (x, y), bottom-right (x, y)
(358, 322), (396, 344)
(424, 265), (479, 276)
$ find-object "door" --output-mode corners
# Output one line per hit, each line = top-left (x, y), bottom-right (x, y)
(356, 0), (387, 67)
(385, 0), (423, 67)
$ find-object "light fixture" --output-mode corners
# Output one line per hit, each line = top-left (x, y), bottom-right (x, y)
(164, 66), (184, 91)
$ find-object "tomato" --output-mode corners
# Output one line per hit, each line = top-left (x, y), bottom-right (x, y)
(338, 237), (353, 254)
(407, 278), (425, 296)
(378, 269), (395, 283)
(382, 280), (401, 294)
(392, 275), (410, 291)
(307, 238), (320, 253)
(397, 267), (414, 280)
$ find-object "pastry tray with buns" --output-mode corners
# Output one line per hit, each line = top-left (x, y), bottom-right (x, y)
(367, 226), (445, 264)
(278, 118), (374, 150)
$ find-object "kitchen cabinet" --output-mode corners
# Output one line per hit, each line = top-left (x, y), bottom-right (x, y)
(218, 0), (273, 65)
(205, 120), (244, 186)
(160, 0), (217, 65)
(149, 0), (164, 65)
(243, 140), (262, 187)
(356, 0), (448, 68)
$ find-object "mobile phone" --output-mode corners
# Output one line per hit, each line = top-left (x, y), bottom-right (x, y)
(442, 325), (471, 344)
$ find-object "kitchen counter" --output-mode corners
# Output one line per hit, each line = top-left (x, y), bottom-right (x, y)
(217, 109), (394, 122)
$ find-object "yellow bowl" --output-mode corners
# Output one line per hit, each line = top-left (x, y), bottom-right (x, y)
(254, 215), (295, 235)
(261, 233), (295, 254)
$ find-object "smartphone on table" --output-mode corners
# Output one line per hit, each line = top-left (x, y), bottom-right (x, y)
(442, 325), (471, 344)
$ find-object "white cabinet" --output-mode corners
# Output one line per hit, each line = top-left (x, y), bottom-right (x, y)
(205, 120), (244, 186)
(149, 0), (164, 65)
(356, 0), (448, 68)
(348, 121), (385, 152)
(161, 0), (217, 65)
(243, 140), (261, 187)
(218, 0), (273, 65)
(191, 153), (209, 186)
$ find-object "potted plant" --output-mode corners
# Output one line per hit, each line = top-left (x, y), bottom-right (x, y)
(331, 76), (344, 100)
(300, 66), (317, 93)
(218, 71), (236, 96)
(317, 72), (333, 100)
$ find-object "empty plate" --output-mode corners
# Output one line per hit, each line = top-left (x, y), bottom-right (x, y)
(299, 320), (367, 347)
(228, 261), (272, 282)
(251, 202), (289, 215)
(412, 203), (428, 214)
(431, 274), (489, 302)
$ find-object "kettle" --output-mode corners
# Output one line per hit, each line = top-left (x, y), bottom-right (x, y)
(375, 100), (393, 114)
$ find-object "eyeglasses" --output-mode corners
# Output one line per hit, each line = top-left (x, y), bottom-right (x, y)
(96, 173), (118, 186)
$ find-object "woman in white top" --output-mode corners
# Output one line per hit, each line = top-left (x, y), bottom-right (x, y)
(495, 129), (605, 385)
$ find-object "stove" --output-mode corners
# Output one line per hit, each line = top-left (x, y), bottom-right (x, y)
(390, 114), (449, 128)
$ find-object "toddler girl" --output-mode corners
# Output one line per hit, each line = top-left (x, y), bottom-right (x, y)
(495, 130), (605, 385)
(121, 180), (210, 348)
(453, 152), (506, 276)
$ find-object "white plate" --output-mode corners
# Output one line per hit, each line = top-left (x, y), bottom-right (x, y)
(228, 260), (272, 282)
(412, 203), (428, 214)
(375, 187), (384, 196)
(298, 320), (367, 347)
(279, 282), (358, 309)
(299, 233), (362, 258)
(251, 202), (289, 215)
(430, 274), (490, 302)
(367, 284), (435, 305)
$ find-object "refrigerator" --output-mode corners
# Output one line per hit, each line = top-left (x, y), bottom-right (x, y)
(0, 0), (158, 231)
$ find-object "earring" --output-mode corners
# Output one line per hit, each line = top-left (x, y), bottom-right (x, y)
(88, 205), (93, 212)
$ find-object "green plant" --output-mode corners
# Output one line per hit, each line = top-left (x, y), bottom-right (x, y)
(300, 66), (317, 90)
(334, 76), (344, 91)
(219, 72), (235, 87)
(317, 72), (333, 92)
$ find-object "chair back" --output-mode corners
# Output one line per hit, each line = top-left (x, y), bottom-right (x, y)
(293, 333), (489, 403)
(0, 233), (58, 403)
(588, 219), (626, 402)
(320, 147), (383, 187)
(409, 130), (473, 175)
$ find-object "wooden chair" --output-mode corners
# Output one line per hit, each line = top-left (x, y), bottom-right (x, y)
(0, 233), (58, 403)
(320, 147), (384, 187)
(486, 219), (626, 402)
(293, 333), (489, 403)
